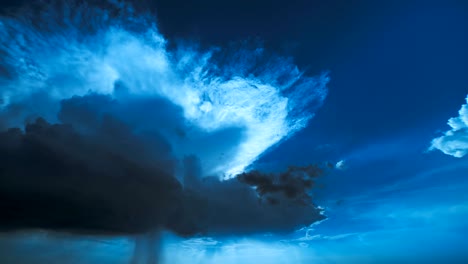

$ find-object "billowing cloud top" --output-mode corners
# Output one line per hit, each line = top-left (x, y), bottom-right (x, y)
(0, 0), (328, 178)
(430, 95), (468, 158)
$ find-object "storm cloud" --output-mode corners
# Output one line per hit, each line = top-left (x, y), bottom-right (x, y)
(0, 93), (326, 237)
(0, 3), (329, 263)
(237, 165), (326, 205)
(0, 113), (181, 235)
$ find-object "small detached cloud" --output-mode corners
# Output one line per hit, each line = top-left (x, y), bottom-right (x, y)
(430, 95), (468, 158)
(237, 165), (325, 205)
(335, 160), (346, 170)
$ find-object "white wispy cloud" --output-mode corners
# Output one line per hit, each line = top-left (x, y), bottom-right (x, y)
(335, 159), (346, 170)
(0, 1), (328, 178)
(430, 95), (468, 158)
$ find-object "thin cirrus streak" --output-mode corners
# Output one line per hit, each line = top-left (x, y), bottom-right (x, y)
(0, 1), (328, 178)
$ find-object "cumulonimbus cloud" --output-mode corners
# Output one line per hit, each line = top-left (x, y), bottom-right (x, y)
(0, 111), (325, 237)
(430, 95), (468, 158)
(0, 2), (329, 263)
(0, 0), (328, 178)
(0, 0), (329, 246)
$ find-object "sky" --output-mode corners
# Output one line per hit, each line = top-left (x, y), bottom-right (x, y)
(0, 0), (467, 263)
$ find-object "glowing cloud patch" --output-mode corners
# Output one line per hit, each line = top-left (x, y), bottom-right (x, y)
(430, 95), (468, 158)
(0, 1), (328, 178)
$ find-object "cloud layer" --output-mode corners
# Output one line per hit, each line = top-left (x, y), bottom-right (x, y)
(0, 102), (325, 236)
(430, 95), (468, 158)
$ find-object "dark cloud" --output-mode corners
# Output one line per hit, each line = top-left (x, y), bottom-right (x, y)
(0, 93), (184, 236)
(0, 93), (325, 238)
(237, 165), (325, 205)
(169, 157), (326, 237)
(172, 178), (326, 237)
(0, 91), (59, 130)
(0, 117), (181, 235)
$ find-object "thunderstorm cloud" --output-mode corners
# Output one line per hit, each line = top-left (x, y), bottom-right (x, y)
(0, 0), (328, 245)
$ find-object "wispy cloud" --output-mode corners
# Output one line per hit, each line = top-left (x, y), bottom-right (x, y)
(0, 0), (328, 178)
(430, 95), (468, 158)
